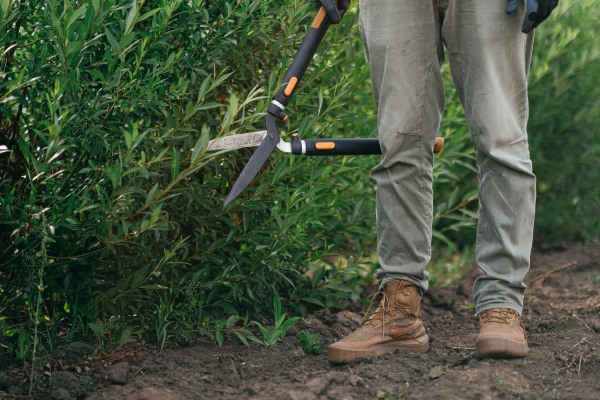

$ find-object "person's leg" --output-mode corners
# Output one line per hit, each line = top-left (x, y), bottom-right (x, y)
(327, 0), (445, 364)
(441, 0), (535, 357)
(442, 0), (535, 315)
(363, 0), (445, 293)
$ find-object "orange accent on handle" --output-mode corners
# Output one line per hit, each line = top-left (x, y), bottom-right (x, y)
(434, 137), (444, 154)
(315, 142), (336, 151)
(284, 77), (298, 97)
(311, 7), (327, 29)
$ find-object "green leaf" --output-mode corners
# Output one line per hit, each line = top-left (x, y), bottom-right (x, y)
(145, 183), (159, 206)
(234, 330), (250, 347)
(136, 8), (159, 23)
(225, 315), (238, 328)
(215, 330), (224, 347)
(301, 297), (325, 307)
(124, 130), (132, 150)
(171, 147), (180, 179)
(311, 266), (326, 289)
(124, 1), (138, 35)
(150, 204), (161, 224)
(104, 28), (119, 51)
(130, 122), (148, 150)
(221, 94), (239, 128)
(191, 126), (209, 163)
(246, 335), (265, 346)
(196, 102), (221, 111)
(198, 76), (211, 99)
(279, 317), (299, 337)
(66, 3), (88, 31)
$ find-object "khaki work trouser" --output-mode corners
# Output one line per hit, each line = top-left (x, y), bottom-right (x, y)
(360, 0), (536, 315)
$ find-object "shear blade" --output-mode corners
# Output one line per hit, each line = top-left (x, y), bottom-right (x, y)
(207, 130), (267, 151)
(223, 131), (280, 207)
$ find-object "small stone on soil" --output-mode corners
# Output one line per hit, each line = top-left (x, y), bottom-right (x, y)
(106, 361), (130, 385)
(427, 365), (446, 380)
(285, 389), (318, 400)
(51, 371), (82, 393)
(51, 387), (73, 400)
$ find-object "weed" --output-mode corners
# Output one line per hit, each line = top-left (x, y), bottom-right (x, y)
(87, 318), (135, 355)
(378, 390), (405, 400)
(220, 294), (299, 347)
(299, 331), (321, 355)
(72, 375), (96, 399)
(248, 294), (300, 347)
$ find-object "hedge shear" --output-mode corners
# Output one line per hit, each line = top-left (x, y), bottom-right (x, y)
(210, 6), (443, 207)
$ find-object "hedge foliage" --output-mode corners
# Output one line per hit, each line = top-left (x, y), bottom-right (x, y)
(0, 0), (598, 370)
(0, 0), (386, 363)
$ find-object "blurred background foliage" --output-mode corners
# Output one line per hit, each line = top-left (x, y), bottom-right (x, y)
(0, 0), (598, 375)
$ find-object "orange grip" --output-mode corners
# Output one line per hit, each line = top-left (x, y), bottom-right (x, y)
(311, 7), (327, 29)
(314, 142), (336, 151)
(434, 137), (444, 154)
(284, 77), (298, 97)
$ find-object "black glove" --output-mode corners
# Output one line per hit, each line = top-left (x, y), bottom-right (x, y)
(313, 0), (350, 24)
(506, 0), (559, 33)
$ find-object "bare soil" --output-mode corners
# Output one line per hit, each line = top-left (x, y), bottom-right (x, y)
(3, 241), (600, 400)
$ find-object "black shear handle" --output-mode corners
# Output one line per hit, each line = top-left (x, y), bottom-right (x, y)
(267, 7), (333, 118)
(293, 138), (382, 156)
(292, 137), (445, 156)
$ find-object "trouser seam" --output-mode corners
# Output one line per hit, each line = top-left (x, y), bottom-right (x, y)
(418, 38), (439, 215)
(396, 169), (423, 183)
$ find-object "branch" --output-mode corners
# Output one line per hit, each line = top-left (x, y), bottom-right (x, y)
(529, 261), (577, 286)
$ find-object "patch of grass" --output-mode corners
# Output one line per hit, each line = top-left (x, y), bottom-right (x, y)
(589, 275), (600, 286)
(429, 246), (475, 288)
(226, 294), (299, 347)
(377, 390), (405, 400)
(299, 331), (321, 355)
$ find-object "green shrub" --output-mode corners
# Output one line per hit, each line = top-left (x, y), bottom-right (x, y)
(0, 1), (383, 370)
(527, 0), (600, 241)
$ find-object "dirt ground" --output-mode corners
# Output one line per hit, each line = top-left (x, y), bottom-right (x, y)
(2, 240), (599, 400)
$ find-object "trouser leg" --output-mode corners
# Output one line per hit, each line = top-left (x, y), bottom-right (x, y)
(441, 0), (536, 314)
(359, 0), (445, 292)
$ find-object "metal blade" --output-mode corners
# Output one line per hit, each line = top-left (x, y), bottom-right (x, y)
(224, 131), (280, 207)
(207, 130), (267, 151)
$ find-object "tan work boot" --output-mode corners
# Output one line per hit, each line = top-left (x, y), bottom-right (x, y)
(327, 280), (429, 364)
(475, 308), (529, 358)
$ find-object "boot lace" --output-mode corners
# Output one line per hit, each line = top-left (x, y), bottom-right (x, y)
(479, 308), (517, 324)
(359, 290), (411, 334)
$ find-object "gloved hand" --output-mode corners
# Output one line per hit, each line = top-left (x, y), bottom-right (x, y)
(506, 0), (559, 33)
(313, 0), (350, 24)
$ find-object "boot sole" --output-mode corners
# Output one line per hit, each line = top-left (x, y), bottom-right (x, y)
(327, 334), (429, 364)
(475, 337), (529, 359)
